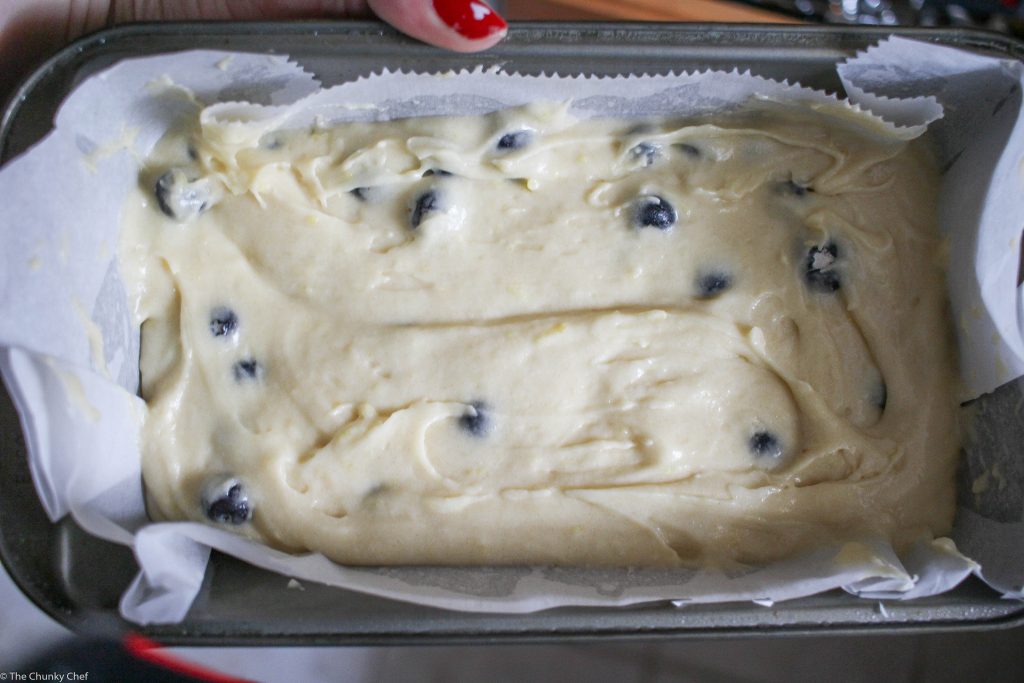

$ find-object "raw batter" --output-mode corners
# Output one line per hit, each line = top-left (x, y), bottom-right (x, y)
(121, 101), (960, 567)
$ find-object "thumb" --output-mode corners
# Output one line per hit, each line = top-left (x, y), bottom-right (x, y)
(367, 0), (506, 52)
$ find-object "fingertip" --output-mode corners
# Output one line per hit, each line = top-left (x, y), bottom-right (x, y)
(441, 23), (507, 53)
(430, 0), (506, 43)
(368, 0), (507, 53)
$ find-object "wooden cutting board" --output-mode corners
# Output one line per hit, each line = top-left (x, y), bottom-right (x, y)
(504, 0), (799, 23)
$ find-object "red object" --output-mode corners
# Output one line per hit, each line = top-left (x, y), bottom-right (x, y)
(432, 0), (508, 39)
(123, 633), (253, 683)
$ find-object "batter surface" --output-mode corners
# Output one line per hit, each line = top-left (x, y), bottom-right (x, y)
(121, 101), (960, 567)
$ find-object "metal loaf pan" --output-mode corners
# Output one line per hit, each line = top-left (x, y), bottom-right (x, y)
(2, 21), (1023, 645)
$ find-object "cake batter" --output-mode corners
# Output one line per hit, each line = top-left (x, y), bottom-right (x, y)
(120, 101), (960, 567)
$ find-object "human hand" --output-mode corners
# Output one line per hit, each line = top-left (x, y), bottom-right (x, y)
(0, 0), (508, 106)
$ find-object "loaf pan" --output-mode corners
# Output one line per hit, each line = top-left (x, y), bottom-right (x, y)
(1, 20), (1022, 644)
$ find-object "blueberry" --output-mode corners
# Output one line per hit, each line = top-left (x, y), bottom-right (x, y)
(458, 401), (491, 437)
(497, 130), (532, 151)
(632, 195), (677, 230)
(696, 271), (732, 299)
(202, 478), (251, 525)
(154, 168), (212, 222)
(350, 187), (370, 201)
(629, 141), (662, 167)
(422, 168), (453, 177)
(749, 431), (784, 460)
(675, 143), (701, 159)
(779, 179), (812, 197)
(410, 189), (443, 229)
(233, 358), (263, 382)
(804, 242), (841, 292)
(209, 307), (238, 338)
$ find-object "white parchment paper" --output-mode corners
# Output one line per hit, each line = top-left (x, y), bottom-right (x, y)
(0, 37), (1022, 625)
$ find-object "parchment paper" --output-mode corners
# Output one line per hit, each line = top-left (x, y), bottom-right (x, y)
(0, 37), (1022, 625)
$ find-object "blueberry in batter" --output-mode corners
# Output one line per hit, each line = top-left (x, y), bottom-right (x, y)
(630, 142), (662, 167)
(497, 130), (532, 151)
(209, 307), (238, 338)
(154, 168), (212, 222)
(203, 478), (252, 525)
(805, 243), (841, 292)
(633, 195), (677, 230)
(675, 143), (701, 158)
(233, 358), (263, 382)
(695, 271), (733, 299)
(411, 189), (443, 229)
(749, 431), (784, 461)
(458, 401), (491, 437)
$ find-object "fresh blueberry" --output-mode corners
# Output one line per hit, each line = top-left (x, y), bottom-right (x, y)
(675, 143), (701, 159)
(410, 189), (443, 229)
(804, 242), (841, 292)
(779, 179), (812, 197)
(632, 195), (677, 230)
(209, 307), (238, 338)
(696, 271), (732, 299)
(154, 168), (212, 222)
(749, 431), (784, 460)
(233, 358), (263, 382)
(422, 168), (453, 177)
(202, 477), (252, 525)
(630, 141), (662, 167)
(497, 130), (532, 151)
(458, 401), (491, 437)
(350, 187), (370, 201)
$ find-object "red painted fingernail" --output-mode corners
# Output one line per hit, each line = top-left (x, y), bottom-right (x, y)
(433, 0), (507, 40)
(124, 633), (253, 683)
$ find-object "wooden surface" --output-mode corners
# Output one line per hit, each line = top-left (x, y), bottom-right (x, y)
(504, 0), (799, 23)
